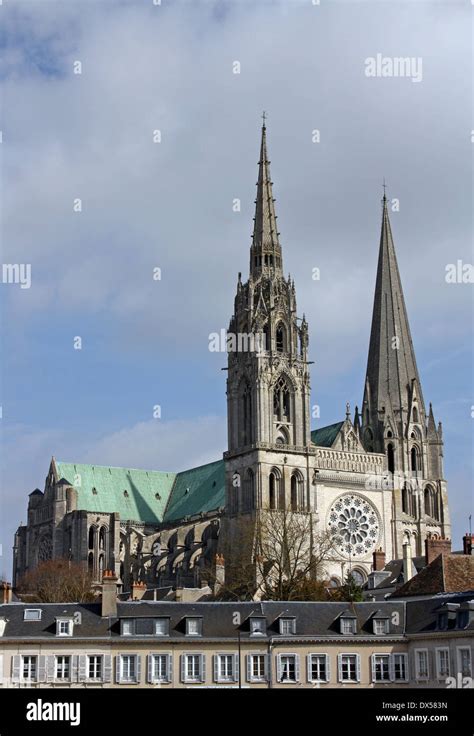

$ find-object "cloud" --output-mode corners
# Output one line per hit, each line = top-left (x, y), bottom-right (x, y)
(0, 0), (471, 574)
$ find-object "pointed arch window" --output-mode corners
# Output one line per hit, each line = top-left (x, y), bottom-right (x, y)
(269, 472), (277, 510)
(243, 469), (255, 512)
(424, 487), (431, 517)
(241, 382), (253, 445)
(411, 447), (419, 472)
(88, 526), (95, 550)
(413, 407), (419, 423)
(99, 526), (107, 551)
(276, 323), (286, 353)
(290, 472), (304, 512)
(387, 443), (395, 474)
(402, 485), (409, 514)
(269, 469), (282, 511)
(273, 376), (291, 422)
(88, 552), (94, 573)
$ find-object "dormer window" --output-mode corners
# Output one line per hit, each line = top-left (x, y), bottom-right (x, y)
(24, 609), (42, 621)
(56, 618), (73, 637)
(155, 618), (170, 636)
(340, 616), (357, 635)
(121, 619), (134, 636)
(185, 617), (202, 636)
(279, 617), (296, 635)
(437, 612), (448, 630)
(250, 617), (266, 636)
(373, 618), (389, 635)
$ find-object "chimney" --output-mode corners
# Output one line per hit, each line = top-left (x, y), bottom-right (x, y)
(131, 580), (147, 601)
(372, 548), (386, 572)
(425, 536), (452, 566)
(463, 533), (473, 556)
(1, 582), (12, 604)
(101, 569), (118, 618)
(403, 541), (414, 583)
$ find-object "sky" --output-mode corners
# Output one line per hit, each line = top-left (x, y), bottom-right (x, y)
(0, 0), (472, 576)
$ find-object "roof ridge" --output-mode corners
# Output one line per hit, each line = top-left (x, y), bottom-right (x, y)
(56, 460), (177, 476)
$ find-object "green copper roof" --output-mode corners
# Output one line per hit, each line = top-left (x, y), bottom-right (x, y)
(164, 459), (225, 523)
(55, 461), (176, 524)
(311, 421), (344, 448)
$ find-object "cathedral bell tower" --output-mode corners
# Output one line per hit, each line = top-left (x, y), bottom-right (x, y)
(223, 119), (312, 528)
(360, 193), (450, 557)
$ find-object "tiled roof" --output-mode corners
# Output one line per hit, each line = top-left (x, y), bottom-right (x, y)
(391, 554), (474, 597)
(311, 422), (344, 448)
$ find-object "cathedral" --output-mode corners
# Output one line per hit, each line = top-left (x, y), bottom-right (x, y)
(12, 122), (451, 594)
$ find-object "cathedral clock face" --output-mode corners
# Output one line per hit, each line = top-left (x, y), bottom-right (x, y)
(327, 494), (380, 557)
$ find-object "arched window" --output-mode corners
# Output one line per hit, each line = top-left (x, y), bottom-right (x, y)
(269, 472), (276, 510)
(243, 469), (255, 512)
(99, 526), (107, 551)
(433, 490), (440, 521)
(263, 323), (270, 351)
(413, 407), (419, 423)
(88, 526), (95, 550)
(402, 485), (408, 514)
(88, 552), (94, 572)
(273, 376), (291, 422)
(351, 569), (366, 586)
(424, 487), (431, 517)
(276, 323), (286, 353)
(387, 443), (395, 473)
(240, 381), (252, 446)
(291, 475), (298, 511)
(411, 447), (418, 472)
(230, 473), (240, 514)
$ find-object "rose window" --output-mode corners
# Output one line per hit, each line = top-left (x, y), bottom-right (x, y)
(328, 494), (379, 557)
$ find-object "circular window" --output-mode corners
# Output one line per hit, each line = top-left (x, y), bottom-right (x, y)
(328, 494), (380, 557)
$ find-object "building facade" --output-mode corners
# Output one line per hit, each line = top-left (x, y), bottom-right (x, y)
(12, 122), (451, 592)
(0, 593), (472, 689)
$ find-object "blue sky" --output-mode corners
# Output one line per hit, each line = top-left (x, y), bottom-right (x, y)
(0, 0), (472, 575)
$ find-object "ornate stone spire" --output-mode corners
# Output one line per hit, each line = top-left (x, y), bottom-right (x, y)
(250, 116), (283, 277)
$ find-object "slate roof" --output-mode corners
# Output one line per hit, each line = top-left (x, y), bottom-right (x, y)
(374, 556), (426, 589)
(0, 601), (406, 641)
(311, 422), (344, 448)
(391, 554), (474, 598)
(404, 592), (474, 635)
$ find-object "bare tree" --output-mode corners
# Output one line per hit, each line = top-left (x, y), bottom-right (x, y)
(17, 559), (96, 603)
(255, 508), (338, 600)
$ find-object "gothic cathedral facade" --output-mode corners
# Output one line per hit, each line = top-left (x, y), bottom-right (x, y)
(13, 123), (451, 592)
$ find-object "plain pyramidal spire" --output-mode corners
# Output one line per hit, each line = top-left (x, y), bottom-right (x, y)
(363, 187), (425, 420)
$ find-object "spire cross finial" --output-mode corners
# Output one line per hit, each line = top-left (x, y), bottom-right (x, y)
(382, 178), (387, 201)
(262, 110), (267, 127)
